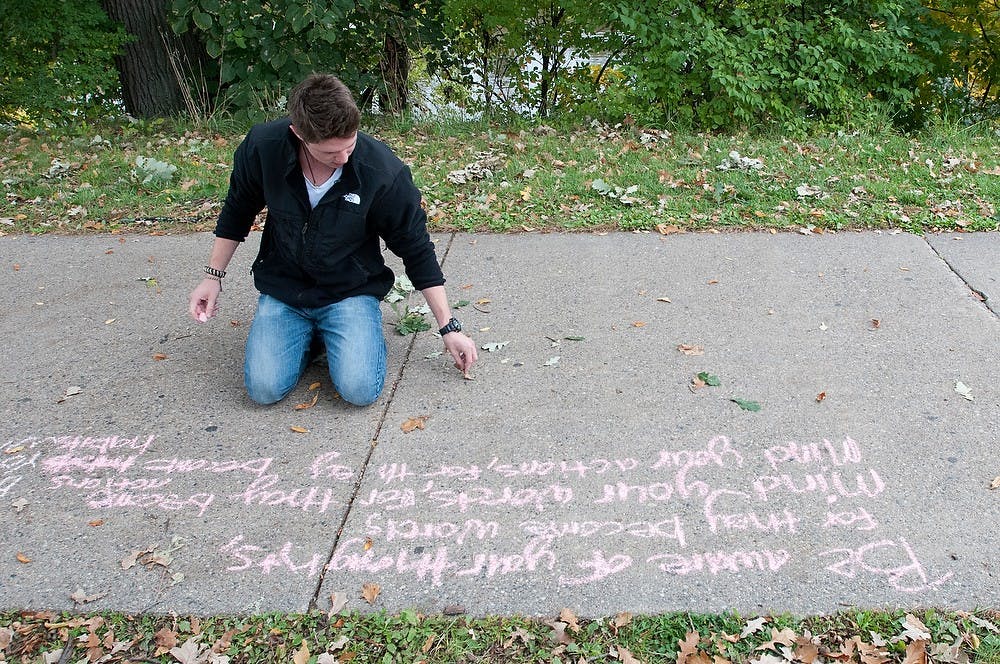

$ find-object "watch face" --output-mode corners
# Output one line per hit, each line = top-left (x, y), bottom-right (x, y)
(451, 318), (462, 332)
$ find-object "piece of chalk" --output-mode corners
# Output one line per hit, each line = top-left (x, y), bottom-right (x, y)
(198, 312), (208, 322)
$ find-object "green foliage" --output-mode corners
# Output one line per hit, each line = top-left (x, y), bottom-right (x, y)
(608, 0), (957, 131)
(926, 0), (1000, 116)
(0, 0), (130, 123)
(438, 0), (622, 117)
(168, 0), (449, 121)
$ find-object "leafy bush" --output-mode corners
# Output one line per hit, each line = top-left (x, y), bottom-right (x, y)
(608, 0), (958, 131)
(0, 0), (130, 123)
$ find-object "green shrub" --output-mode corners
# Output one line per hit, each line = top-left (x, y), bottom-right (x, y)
(0, 0), (130, 123)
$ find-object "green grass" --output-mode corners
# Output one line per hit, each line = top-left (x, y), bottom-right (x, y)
(2, 118), (998, 236)
(2, 608), (998, 663)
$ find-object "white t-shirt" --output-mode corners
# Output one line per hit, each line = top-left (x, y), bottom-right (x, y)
(304, 166), (343, 208)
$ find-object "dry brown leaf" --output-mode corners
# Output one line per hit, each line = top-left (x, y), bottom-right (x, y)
(678, 344), (705, 356)
(4, 446), (23, 455)
(619, 645), (643, 664)
(904, 641), (928, 664)
(990, 476), (1000, 490)
(294, 392), (320, 411)
(870, 318), (882, 330)
(363, 537), (374, 551)
(290, 426), (309, 433)
(152, 353), (168, 361)
(559, 608), (580, 633)
(816, 391), (827, 402)
(154, 627), (178, 655)
(657, 297), (672, 303)
(794, 640), (819, 664)
(88, 519), (104, 527)
(421, 633), (435, 654)
(656, 223), (683, 235)
(633, 321), (647, 327)
(309, 382), (322, 390)
(16, 552), (31, 563)
(361, 582), (381, 605)
(328, 591), (349, 616)
(677, 631), (701, 664)
(757, 628), (798, 652)
(401, 415), (429, 433)
(613, 612), (633, 629)
(70, 587), (107, 604)
(293, 641), (310, 664)
(707, 279), (719, 285)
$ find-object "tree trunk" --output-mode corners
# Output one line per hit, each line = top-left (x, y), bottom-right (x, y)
(100, 0), (196, 118)
(379, 29), (410, 114)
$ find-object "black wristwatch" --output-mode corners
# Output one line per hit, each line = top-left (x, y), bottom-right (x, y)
(439, 317), (462, 336)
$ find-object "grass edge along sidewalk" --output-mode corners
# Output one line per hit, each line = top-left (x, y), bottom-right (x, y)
(1, 119), (999, 237)
(2, 607), (999, 663)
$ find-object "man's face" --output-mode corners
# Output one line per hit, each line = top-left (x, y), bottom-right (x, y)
(296, 131), (358, 170)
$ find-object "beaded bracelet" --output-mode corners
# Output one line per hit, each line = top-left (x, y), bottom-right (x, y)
(204, 265), (226, 278)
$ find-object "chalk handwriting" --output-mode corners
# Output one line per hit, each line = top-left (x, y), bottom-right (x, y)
(11, 432), (956, 598)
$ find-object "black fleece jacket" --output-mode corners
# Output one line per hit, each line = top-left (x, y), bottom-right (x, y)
(214, 118), (444, 308)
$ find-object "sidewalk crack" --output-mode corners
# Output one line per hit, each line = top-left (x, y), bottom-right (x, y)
(922, 236), (995, 319)
(308, 232), (458, 610)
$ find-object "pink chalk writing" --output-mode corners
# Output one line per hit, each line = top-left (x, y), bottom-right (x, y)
(647, 549), (791, 576)
(817, 538), (954, 593)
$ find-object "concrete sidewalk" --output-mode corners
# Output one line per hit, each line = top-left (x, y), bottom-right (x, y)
(1, 230), (998, 617)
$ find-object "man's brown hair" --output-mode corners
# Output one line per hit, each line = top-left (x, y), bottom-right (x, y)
(287, 74), (360, 142)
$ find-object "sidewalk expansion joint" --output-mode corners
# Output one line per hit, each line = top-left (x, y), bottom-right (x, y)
(307, 232), (458, 609)
(922, 236), (995, 320)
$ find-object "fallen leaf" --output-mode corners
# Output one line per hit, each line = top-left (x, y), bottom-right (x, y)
(16, 552), (31, 563)
(991, 477), (1000, 490)
(543, 356), (561, 367)
(696, 372), (721, 387)
(757, 628), (798, 652)
(12, 498), (28, 512)
(732, 398), (762, 412)
(442, 605), (465, 615)
(677, 344), (704, 356)
(329, 591), (349, 616)
(3, 446), (23, 454)
(816, 391), (827, 402)
(740, 616), (767, 639)
(656, 223), (683, 235)
(421, 633), (436, 653)
(954, 381), (974, 401)
(678, 631), (701, 664)
(707, 279), (719, 285)
(88, 519), (104, 527)
(152, 353), (168, 361)
(70, 588), (107, 604)
(904, 641), (927, 664)
(153, 627), (178, 655)
(612, 612), (633, 629)
(290, 425), (309, 433)
(294, 392), (320, 411)
(361, 582), (381, 604)
(869, 318), (881, 330)
(401, 416), (429, 433)
(105, 318), (116, 325)
(363, 537), (373, 551)
(657, 297), (672, 303)
(564, 335), (585, 341)
(619, 645), (643, 664)
(293, 641), (310, 664)
(559, 608), (580, 633)
(481, 341), (509, 352)
(309, 382), (321, 390)
(900, 614), (931, 642)
(169, 637), (205, 664)
(13, 264), (21, 271)
(633, 321), (647, 327)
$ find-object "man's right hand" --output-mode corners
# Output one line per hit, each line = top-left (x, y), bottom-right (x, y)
(188, 278), (222, 322)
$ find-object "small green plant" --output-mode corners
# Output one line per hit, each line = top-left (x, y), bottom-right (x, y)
(384, 275), (431, 336)
(132, 156), (177, 187)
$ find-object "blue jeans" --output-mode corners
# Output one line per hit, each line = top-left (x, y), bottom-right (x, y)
(244, 294), (387, 407)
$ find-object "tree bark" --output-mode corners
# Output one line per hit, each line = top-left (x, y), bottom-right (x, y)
(379, 29), (410, 114)
(100, 0), (198, 118)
